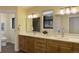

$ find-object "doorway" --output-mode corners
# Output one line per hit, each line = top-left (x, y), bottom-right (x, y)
(0, 12), (17, 52)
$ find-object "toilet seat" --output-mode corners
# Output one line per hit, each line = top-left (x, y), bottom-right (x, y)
(0, 37), (7, 46)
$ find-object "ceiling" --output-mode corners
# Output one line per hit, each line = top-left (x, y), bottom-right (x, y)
(18, 6), (34, 9)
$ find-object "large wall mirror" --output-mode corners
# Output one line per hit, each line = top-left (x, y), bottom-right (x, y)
(43, 11), (53, 29)
(69, 15), (79, 34)
(32, 17), (40, 32)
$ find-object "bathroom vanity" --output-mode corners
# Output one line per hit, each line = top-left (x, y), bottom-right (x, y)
(19, 33), (79, 53)
(19, 10), (79, 53)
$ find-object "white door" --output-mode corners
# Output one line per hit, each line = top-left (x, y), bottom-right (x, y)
(5, 13), (18, 51)
(7, 13), (17, 51)
(9, 13), (16, 43)
(0, 12), (17, 51)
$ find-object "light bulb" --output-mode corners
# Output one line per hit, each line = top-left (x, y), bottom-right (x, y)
(71, 7), (77, 14)
(66, 8), (70, 14)
(60, 9), (65, 15)
(33, 14), (38, 18)
(28, 15), (33, 18)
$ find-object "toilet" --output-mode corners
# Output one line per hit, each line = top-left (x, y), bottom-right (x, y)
(0, 22), (7, 46)
(1, 37), (7, 46)
(0, 36), (7, 52)
(0, 34), (7, 46)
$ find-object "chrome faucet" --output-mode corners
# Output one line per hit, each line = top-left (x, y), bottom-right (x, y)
(61, 28), (64, 37)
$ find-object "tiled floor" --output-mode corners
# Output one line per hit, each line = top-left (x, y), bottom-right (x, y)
(1, 42), (25, 53)
(1, 42), (15, 53)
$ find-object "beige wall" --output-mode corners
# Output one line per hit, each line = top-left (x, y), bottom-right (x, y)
(0, 6), (17, 11)
(19, 6), (79, 34)
(16, 7), (27, 33)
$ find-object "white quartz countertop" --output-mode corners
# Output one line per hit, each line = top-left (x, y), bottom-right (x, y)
(19, 32), (79, 43)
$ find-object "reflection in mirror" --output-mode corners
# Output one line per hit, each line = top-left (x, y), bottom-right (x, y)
(43, 11), (53, 29)
(1, 23), (5, 31)
(69, 16), (79, 34)
(32, 17), (40, 32)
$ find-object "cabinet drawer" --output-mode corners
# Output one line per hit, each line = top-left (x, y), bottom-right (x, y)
(59, 46), (72, 53)
(34, 49), (46, 53)
(35, 43), (46, 47)
(35, 44), (46, 48)
(34, 47), (46, 53)
(34, 40), (46, 50)
(59, 41), (72, 47)
(47, 45), (59, 53)
(47, 39), (59, 46)
(35, 39), (46, 43)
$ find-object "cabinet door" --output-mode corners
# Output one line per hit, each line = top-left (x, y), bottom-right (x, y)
(47, 40), (59, 53)
(72, 43), (79, 53)
(22, 36), (34, 53)
(19, 36), (34, 53)
(19, 35), (25, 51)
(27, 37), (34, 53)
(23, 37), (28, 52)
(59, 41), (72, 53)
(34, 38), (46, 53)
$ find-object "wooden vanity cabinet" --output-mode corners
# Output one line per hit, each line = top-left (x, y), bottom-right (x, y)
(19, 35), (79, 53)
(19, 35), (47, 53)
(47, 40), (72, 53)
(34, 38), (47, 53)
(46, 39), (59, 53)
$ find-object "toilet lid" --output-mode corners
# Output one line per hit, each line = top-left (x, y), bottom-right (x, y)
(0, 37), (7, 40)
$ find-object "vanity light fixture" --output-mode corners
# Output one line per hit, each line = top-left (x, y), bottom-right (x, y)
(43, 11), (53, 15)
(28, 15), (33, 19)
(28, 13), (39, 19)
(71, 7), (77, 14)
(60, 8), (65, 15)
(66, 8), (70, 14)
(60, 6), (77, 15)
